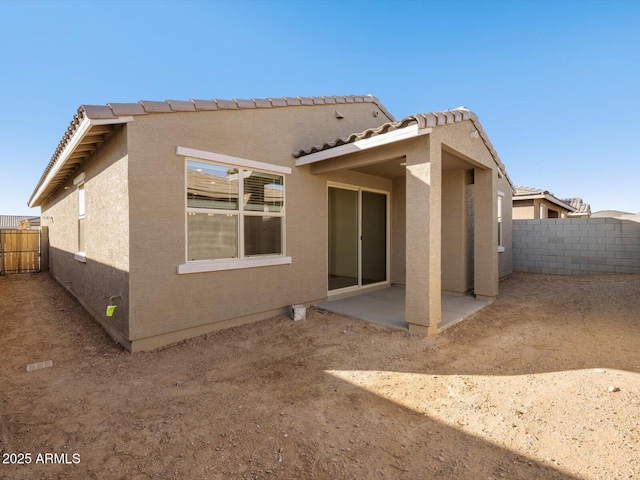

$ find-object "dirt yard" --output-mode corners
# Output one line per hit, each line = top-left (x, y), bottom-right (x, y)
(0, 273), (639, 480)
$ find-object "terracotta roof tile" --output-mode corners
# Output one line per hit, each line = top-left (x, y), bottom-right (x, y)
(235, 99), (256, 109)
(167, 100), (196, 112)
(82, 105), (117, 119)
(283, 97), (301, 106)
(108, 103), (146, 116)
(515, 186), (546, 196)
(563, 197), (592, 215)
(253, 98), (272, 108)
(214, 99), (238, 110)
(191, 99), (219, 110)
(269, 98), (287, 107)
(139, 101), (173, 113)
(31, 94), (394, 207)
(298, 96), (314, 106)
(293, 107), (512, 187)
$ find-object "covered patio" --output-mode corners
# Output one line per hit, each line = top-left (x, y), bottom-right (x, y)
(295, 108), (510, 336)
(314, 285), (490, 332)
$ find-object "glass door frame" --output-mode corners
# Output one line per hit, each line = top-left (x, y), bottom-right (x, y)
(327, 182), (391, 296)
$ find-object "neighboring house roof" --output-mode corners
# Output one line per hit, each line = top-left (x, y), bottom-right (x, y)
(29, 95), (393, 208)
(0, 215), (41, 229)
(562, 197), (591, 217)
(513, 186), (577, 212)
(294, 107), (513, 189)
(591, 209), (635, 218)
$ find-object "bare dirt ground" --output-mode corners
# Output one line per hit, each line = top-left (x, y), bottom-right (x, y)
(1, 272), (639, 480)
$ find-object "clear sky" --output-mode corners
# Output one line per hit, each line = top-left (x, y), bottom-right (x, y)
(1, 0), (638, 216)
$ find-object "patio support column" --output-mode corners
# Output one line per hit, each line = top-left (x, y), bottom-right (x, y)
(405, 136), (441, 336)
(473, 167), (498, 301)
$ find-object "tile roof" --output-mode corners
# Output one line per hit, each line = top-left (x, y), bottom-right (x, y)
(30, 95), (392, 207)
(562, 197), (591, 216)
(515, 189), (591, 215)
(293, 107), (511, 186)
(0, 215), (40, 229)
(80, 94), (393, 120)
(514, 186), (577, 212)
(514, 186), (548, 196)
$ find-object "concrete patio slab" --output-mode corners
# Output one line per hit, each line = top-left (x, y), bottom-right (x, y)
(314, 285), (490, 332)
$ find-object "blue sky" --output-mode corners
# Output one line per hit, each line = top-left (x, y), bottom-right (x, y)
(1, 0), (638, 215)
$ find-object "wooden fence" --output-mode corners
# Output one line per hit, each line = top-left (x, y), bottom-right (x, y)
(0, 229), (41, 274)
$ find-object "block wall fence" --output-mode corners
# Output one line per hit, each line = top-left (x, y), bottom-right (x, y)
(513, 218), (640, 275)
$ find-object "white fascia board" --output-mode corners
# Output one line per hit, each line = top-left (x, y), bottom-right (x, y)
(543, 194), (577, 212)
(28, 116), (134, 207)
(176, 146), (292, 175)
(295, 124), (432, 167)
(514, 194), (544, 201)
(514, 194), (576, 212)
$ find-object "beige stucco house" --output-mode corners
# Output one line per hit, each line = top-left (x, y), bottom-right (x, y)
(29, 94), (513, 351)
(513, 186), (578, 219)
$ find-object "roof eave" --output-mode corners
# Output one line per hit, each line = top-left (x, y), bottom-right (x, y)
(28, 115), (133, 208)
(514, 194), (577, 212)
(294, 123), (431, 166)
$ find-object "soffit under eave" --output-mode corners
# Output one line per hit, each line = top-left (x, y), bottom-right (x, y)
(32, 123), (120, 207)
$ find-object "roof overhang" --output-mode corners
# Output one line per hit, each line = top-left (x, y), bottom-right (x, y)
(295, 123), (432, 166)
(28, 116), (133, 207)
(514, 194), (577, 212)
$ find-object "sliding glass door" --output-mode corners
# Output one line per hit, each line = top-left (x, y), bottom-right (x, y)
(328, 186), (388, 292)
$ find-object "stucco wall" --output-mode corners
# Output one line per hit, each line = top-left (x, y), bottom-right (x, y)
(514, 198), (570, 220)
(513, 199), (534, 220)
(513, 218), (640, 274)
(41, 126), (130, 346)
(498, 176), (513, 279)
(391, 177), (406, 285)
(441, 169), (471, 293)
(125, 103), (392, 347)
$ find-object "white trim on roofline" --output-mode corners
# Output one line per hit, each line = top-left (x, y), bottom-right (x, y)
(176, 146), (292, 175)
(295, 124), (433, 167)
(515, 194), (577, 212)
(28, 116), (134, 207)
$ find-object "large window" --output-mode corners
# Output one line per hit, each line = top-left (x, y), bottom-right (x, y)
(186, 160), (284, 261)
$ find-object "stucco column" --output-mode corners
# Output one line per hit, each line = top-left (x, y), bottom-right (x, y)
(405, 136), (441, 336)
(473, 167), (498, 300)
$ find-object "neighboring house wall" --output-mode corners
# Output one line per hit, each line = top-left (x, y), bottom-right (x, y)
(41, 126), (131, 347)
(513, 198), (570, 219)
(513, 199), (535, 220)
(513, 218), (640, 274)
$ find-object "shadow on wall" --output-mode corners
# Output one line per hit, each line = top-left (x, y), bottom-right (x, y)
(49, 246), (130, 347)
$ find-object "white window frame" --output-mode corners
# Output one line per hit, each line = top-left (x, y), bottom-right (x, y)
(539, 204), (546, 219)
(176, 147), (292, 274)
(497, 191), (505, 253)
(74, 172), (86, 263)
(326, 181), (391, 295)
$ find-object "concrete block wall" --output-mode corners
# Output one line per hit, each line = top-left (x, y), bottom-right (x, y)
(513, 218), (640, 275)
